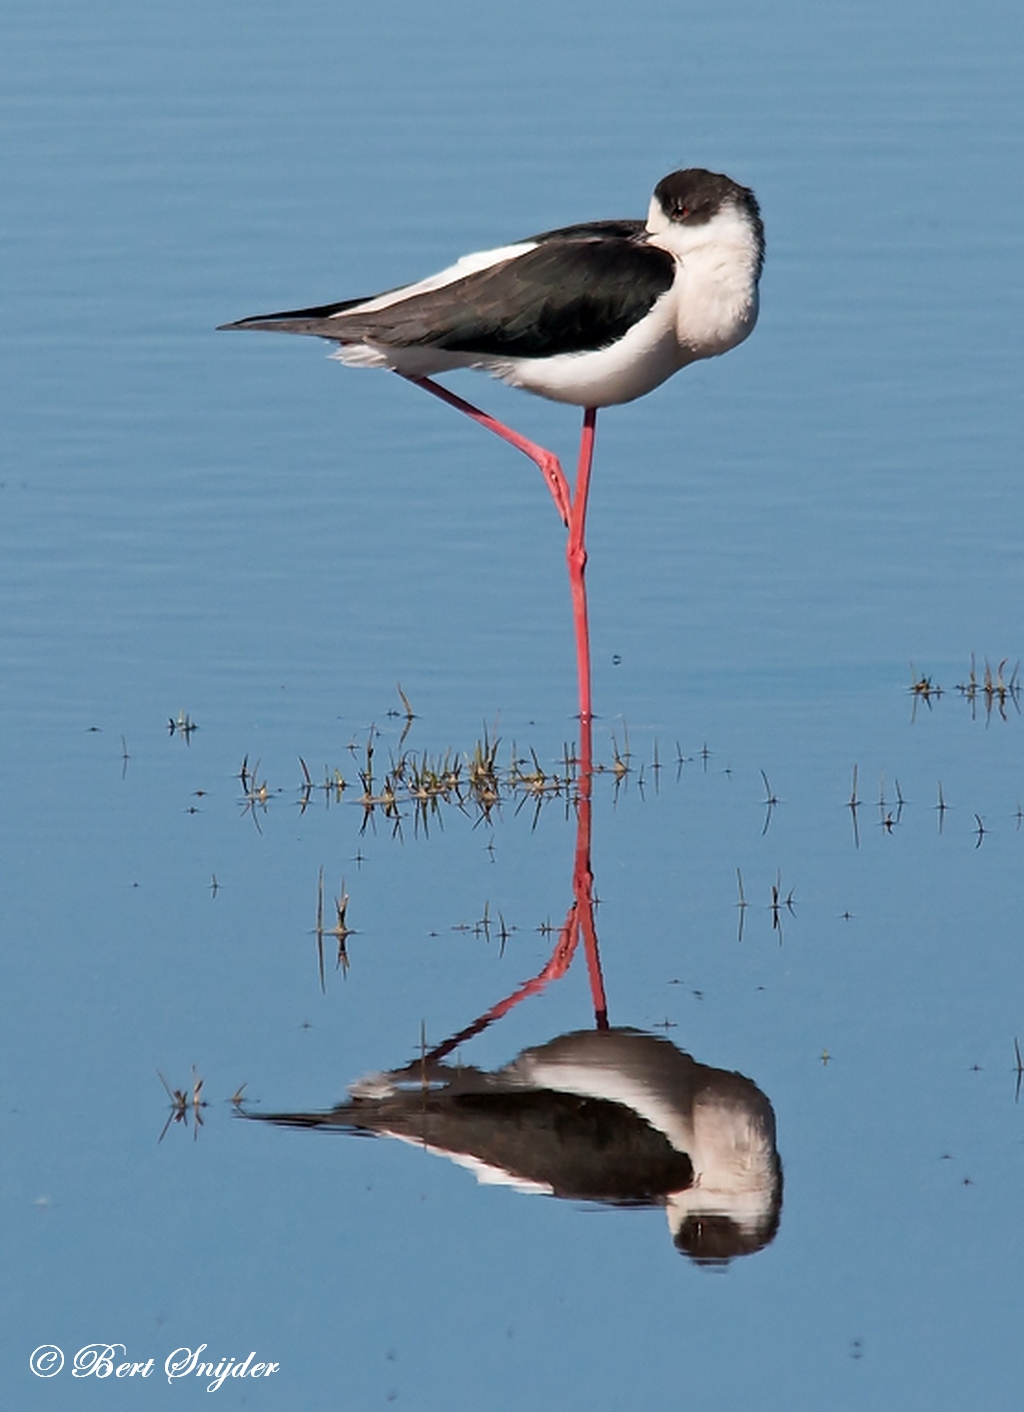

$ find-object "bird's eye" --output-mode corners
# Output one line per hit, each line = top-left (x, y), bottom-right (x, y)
(676, 204), (690, 219)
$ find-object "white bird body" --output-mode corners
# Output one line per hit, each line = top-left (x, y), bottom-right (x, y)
(222, 169), (764, 409)
(221, 169), (765, 729)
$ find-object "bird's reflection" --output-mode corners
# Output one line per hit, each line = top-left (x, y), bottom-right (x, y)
(253, 1027), (781, 1265)
(249, 719), (782, 1265)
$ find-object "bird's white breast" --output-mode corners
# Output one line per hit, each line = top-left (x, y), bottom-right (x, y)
(485, 292), (686, 407)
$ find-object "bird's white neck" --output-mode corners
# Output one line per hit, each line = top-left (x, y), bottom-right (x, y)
(647, 199), (762, 359)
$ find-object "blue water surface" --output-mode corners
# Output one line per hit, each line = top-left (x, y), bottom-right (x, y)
(2, 1), (1023, 1408)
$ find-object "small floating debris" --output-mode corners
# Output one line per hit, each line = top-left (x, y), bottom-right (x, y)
(168, 709), (198, 741)
(157, 1067), (207, 1142)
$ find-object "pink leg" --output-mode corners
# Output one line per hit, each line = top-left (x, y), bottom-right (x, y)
(406, 374), (572, 526)
(572, 750), (609, 1028)
(404, 376), (597, 759)
(387, 384), (608, 1043)
(420, 910), (581, 1065)
(568, 408), (597, 736)
(419, 746), (608, 1064)
(566, 411), (605, 1025)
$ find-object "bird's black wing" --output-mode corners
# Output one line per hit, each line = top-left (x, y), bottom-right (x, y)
(218, 293), (377, 336)
(249, 1089), (694, 1204)
(222, 233), (675, 359)
(522, 218), (646, 243)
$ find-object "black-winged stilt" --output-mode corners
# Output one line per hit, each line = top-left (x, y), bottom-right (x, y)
(250, 1028), (782, 1263)
(221, 169), (764, 749)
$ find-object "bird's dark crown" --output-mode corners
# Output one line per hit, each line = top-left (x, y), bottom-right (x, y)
(654, 168), (764, 277)
(655, 168), (758, 226)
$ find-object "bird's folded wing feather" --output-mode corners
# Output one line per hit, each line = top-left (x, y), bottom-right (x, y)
(223, 233), (675, 360)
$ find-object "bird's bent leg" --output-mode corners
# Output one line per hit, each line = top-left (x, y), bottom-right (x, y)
(406, 375), (572, 526)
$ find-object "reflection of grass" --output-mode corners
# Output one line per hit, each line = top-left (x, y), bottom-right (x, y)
(910, 656), (1021, 721)
(168, 708), (198, 741)
(734, 869), (795, 944)
(958, 656), (1021, 721)
(237, 755), (274, 833)
(293, 721), (619, 838)
(156, 1067), (206, 1143)
(237, 692), (779, 841)
(315, 867), (353, 989)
